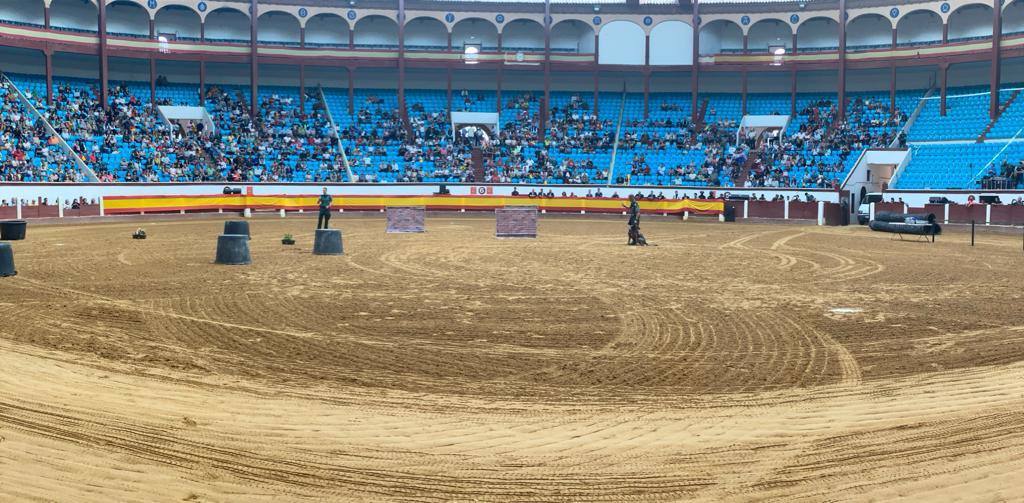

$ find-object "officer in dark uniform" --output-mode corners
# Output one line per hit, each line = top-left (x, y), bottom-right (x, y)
(317, 187), (333, 229)
(625, 194), (640, 245)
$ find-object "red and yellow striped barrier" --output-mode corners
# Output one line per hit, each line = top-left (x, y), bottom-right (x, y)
(103, 194), (724, 215)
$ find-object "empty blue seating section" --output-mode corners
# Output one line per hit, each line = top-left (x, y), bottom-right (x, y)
(155, 83), (201, 106)
(894, 142), (1024, 189)
(745, 94), (790, 116)
(908, 87), (991, 141)
(986, 88), (1024, 139)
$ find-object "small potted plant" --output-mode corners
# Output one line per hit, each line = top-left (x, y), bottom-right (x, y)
(281, 233), (295, 245)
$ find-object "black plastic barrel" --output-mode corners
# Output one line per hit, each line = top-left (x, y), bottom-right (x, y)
(313, 229), (344, 255)
(223, 220), (251, 239)
(0, 220), (27, 240)
(723, 205), (736, 222)
(0, 242), (16, 277)
(215, 234), (251, 265)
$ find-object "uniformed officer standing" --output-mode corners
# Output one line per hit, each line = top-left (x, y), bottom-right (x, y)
(625, 194), (640, 245)
(317, 187), (333, 229)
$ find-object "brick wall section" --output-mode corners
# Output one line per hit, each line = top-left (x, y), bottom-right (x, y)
(386, 206), (426, 233)
(495, 208), (538, 238)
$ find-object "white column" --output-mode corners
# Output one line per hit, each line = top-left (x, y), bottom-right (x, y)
(943, 203), (950, 224)
(817, 200), (825, 226)
(16, 199), (22, 220)
(684, 211), (690, 220)
(743, 199), (749, 219)
(985, 204), (991, 225)
(58, 199), (64, 218)
(99, 197), (105, 216)
(868, 202), (875, 221)
(784, 199), (790, 220)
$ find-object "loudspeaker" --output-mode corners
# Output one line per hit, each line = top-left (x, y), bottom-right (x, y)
(980, 195), (1001, 205)
(929, 196), (950, 204)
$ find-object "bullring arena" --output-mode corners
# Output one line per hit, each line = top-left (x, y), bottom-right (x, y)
(2, 211), (1023, 501)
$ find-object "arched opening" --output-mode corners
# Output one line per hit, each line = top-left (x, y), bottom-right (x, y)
(598, 21), (645, 64)
(846, 14), (892, 49)
(404, 16), (447, 50)
(551, 20), (595, 53)
(0, 0), (45, 26)
(698, 19), (742, 55)
(258, 11), (300, 45)
(796, 17), (838, 51)
(305, 13), (349, 47)
(49, 0), (97, 32)
(204, 8), (249, 43)
(1005, 0), (1024, 35)
(354, 15), (399, 48)
(155, 6), (201, 40)
(502, 19), (545, 52)
(948, 4), (993, 42)
(107, 1), (150, 37)
(451, 18), (498, 51)
(896, 10), (943, 46)
(748, 19), (792, 53)
(650, 21), (694, 65)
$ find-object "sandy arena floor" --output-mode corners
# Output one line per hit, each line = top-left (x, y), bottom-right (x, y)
(1, 214), (1023, 502)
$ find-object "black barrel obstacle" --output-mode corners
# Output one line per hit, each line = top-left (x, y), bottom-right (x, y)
(0, 220), (27, 240)
(313, 229), (344, 255)
(215, 234), (251, 265)
(223, 220), (251, 239)
(0, 242), (16, 277)
(874, 211), (937, 224)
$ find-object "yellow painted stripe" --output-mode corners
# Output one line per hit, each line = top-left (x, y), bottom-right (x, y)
(103, 195), (724, 214)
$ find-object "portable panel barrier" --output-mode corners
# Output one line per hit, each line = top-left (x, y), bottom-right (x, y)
(386, 206), (426, 233)
(496, 207), (538, 238)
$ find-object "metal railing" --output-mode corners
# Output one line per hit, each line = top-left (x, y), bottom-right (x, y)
(606, 84), (627, 187)
(318, 85), (354, 183)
